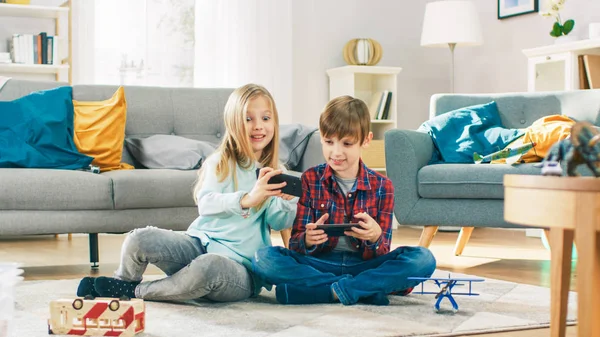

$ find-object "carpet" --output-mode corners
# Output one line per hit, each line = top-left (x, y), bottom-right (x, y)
(13, 270), (577, 337)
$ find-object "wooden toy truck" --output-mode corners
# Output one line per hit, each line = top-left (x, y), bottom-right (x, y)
(48, 296), (145, 336)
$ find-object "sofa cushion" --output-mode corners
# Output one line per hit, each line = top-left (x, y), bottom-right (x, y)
(125, 135), (217, 170)
(279, 124), (318, 169)
(0, 86), (93, 169)
(0, 168), (114, 210)
(103, 169), (198, 209)
(73, 86), (133, 172)
(418, 163), (541, 199)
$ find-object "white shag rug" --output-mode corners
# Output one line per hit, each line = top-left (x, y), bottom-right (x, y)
(12, 270), (577, 337)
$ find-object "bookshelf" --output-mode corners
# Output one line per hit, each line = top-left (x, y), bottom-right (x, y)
(326, 65), (402, 172)
(326, 66), (402, 139)
(523, 38), (600, 92)
(0, 2), (70, 82)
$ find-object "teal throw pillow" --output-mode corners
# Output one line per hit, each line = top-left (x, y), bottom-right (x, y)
(0, 86), (93, 169)
(418, 101), (525, 164)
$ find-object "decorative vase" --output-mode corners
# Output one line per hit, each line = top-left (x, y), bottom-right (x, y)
(553, 35), (577, 45)
(343, 38), (382, 66)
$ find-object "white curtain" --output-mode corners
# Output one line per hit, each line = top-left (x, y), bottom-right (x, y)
(70, 0), (96, 84)
(194, 0), (293, 124)
(71, 0), (195, 87)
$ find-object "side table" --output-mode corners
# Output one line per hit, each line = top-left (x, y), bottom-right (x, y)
(504, 174), (600, 337)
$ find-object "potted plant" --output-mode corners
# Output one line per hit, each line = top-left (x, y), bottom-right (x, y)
(540, 0), (575, 44)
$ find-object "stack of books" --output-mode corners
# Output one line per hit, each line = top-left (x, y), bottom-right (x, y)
(8, 32), (58, 65)
(579, 55), (600, 89)
(367, 91), (392, 120)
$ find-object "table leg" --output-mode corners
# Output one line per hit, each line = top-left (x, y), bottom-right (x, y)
(574, 197), (600, 337)
(548, 228), (574, 337)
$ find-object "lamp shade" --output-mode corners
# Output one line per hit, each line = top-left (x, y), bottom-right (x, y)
(421, 0), (483, 47)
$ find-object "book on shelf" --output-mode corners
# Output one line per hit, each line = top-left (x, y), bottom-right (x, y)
(8, 32), (58, 65)
(376, 91), (392, 120)
(583, 55), (600, 89)
(375, 91), (387, 120)
(381, 91), (392, 120)
(368, 92), (384, 120)
(578, 55), (590, 89)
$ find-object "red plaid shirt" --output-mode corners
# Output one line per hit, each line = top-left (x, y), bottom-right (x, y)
(289, 160), (395, 260)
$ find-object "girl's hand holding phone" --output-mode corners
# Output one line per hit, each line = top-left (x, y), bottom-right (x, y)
(241, 167), (287, 208)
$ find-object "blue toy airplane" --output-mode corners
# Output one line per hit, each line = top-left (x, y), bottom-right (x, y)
(407, 274), (484, 312)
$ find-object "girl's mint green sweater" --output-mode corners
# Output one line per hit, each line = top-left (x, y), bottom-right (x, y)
(187, 154), (297, 293)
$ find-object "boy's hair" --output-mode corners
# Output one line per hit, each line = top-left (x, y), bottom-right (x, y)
(193, 84), (280, 200)
(319, 95), (370, 144)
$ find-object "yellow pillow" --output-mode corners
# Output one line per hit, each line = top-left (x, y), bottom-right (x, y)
(73, 87), (134, 172)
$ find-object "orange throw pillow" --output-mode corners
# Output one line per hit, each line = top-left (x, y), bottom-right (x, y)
(73, 87), (134, 172)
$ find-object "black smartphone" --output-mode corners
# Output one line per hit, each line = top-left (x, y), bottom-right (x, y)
(315, 223), (361, 236)
(255, 168), (302, 197)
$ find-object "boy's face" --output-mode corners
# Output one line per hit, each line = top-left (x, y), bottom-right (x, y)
(245, 95), (275, 159)
(321, 132), (372, 179)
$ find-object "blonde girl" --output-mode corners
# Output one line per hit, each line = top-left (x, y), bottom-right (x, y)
(77, 84), (298, 302)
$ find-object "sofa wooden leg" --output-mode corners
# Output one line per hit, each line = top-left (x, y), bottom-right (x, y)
(454, 227), (474, 256)
(418, 226), (439, 248)
(280, 228), (291, 249)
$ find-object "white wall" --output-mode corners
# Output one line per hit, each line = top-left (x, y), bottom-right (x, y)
(290, 0), (600, 130)
(459, 0), (600, 95)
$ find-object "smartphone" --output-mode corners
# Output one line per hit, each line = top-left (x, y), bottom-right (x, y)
(255, 168), (302, 197)
(315, 223), (361, 236)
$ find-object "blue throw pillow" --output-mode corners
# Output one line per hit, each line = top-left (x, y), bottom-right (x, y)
(418, 101), (524, 164)
(0, 86), (93, 169)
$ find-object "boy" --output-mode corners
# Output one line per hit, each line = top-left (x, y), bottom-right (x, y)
(252, 96), (436, 305)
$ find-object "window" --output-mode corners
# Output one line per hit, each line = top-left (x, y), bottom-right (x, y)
(76, 0), (194, 87)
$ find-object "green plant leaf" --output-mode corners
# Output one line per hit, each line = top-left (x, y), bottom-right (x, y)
(551, 22), (562, 37)
(563, 19), (575, 35)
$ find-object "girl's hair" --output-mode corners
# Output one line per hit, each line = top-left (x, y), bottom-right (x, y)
(193, 84), (280, 202)
(319, 95), (370, 145)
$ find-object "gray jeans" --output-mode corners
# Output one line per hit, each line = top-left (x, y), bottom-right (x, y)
(114, 227), (253, 302)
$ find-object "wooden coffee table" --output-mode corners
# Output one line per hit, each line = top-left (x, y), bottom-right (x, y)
(504, 174), (600, 337)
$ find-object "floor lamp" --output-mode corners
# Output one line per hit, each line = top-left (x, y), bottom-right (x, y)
(421, 0), (483, 93)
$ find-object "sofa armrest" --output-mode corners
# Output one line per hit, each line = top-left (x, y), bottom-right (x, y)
(384, 129), (433, 223)
(294, 131), (323, 173)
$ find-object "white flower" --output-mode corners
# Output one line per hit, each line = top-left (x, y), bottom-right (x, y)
(544, 0), (564, 12)
(540, 11), (558, 18)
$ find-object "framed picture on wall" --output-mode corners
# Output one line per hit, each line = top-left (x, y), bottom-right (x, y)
(498, 0), (538, 19)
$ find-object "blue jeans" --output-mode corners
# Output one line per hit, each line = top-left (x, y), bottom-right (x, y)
(252, 246), (436, 305)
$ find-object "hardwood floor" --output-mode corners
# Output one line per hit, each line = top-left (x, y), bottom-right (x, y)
(0, 227), (577, 336)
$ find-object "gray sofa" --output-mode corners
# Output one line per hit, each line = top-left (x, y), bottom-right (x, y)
(384, 90), (600, 253)
(0, 79), (324, 266)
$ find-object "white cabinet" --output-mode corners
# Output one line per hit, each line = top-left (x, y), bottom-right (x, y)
(326, 66), (402, 140)
(523, 39), (600, 92)
(0, 2), (70, 83)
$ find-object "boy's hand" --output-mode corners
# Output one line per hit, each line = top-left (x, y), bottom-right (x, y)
(241, 168), (287, 208)
(305, 213), (329, 249)
(346, 212), (382, 243)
